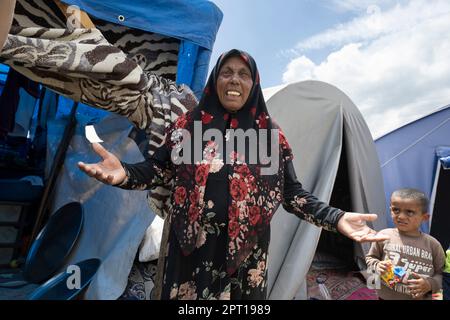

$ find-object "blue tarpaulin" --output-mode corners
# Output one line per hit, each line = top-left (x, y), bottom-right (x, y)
(375, 106), (450, 231)
(437, 146), (450, 169)
(61, 0), (222, 50)
(0, 65), (7, 96)
(61, 0), (223, 98)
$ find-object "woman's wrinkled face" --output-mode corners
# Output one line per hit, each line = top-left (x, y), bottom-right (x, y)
(216, 56), (253, 113)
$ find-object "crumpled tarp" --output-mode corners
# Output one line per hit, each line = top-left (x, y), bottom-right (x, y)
(47, 111), (156, 300)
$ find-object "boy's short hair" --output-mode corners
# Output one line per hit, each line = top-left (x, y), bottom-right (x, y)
(391, 188), (429, 213)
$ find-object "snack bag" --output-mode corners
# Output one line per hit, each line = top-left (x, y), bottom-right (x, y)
(380, 261), (396, 288)
(401, 269), (412, 284)
(393, 266), (406, 282)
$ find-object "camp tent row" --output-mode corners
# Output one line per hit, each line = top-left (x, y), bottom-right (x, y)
(1, 0), (445, 300)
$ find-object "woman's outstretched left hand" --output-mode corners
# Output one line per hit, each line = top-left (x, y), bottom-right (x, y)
(337, 212), (390, 242)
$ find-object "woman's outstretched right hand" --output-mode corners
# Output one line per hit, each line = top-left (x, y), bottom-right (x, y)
(77, 143), (126, 185)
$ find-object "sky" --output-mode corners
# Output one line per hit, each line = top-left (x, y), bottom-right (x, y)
(209, 0), (450, 139)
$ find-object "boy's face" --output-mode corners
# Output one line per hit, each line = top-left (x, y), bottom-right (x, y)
(390, 196), (429, 234)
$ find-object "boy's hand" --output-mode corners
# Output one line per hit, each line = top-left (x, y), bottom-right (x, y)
(407, 272), (431, 299)
(376, 260), (392, 274)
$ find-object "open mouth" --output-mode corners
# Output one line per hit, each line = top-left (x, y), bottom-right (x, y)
(226, 90), (241, 97)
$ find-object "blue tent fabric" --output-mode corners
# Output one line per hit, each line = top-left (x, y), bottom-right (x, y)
(437, 146), (450, 169)
(0, 64), (8, 85)
(61, 0), (222, 98)
(61, 0), (222, 51)
(177, 44), (214, 99)
(375, 106), (450, 231)
(190, 47), (215, 99)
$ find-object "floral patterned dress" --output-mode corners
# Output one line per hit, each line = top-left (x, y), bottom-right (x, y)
(120, 142), (344, 300)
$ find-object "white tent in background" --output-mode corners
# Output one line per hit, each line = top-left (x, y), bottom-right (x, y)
(263, 80), (387, 299)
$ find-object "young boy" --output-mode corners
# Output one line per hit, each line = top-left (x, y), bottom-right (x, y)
(366, 188), (446, 300)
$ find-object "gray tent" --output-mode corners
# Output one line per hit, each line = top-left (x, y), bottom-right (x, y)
(264, 80), (387, 299)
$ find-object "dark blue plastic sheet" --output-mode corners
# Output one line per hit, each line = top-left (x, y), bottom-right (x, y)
(28, 258), (101, 300)
(61, 0), (223, 98)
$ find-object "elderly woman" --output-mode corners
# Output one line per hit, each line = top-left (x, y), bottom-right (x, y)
(78, 49), (387, 300)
